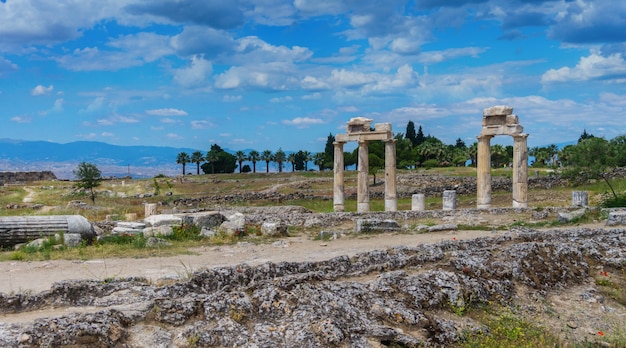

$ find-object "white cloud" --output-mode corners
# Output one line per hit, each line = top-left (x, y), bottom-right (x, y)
(173, 55), (213, 88)
(161, 118), (178, 124)
(541, 52), (626, 83)
(191, 120), (215, 129)
(31, 84), (53, 96)
(146, 108), (188, 116)
(101, 132), (114, 137)
(83, 96), (105, 113)
(166, 133), (182, 139)
(301, 92), (322, 100)
(219, 133), (232, 137)
(282, 117), (325, 128)
(269, 96), (293, 103)
(223, 95), (242, 102)
(11, 116), (31, 123)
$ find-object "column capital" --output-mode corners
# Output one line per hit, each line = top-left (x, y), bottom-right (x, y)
(384, 138), (397, 144)
(333, 141), (346, 145)
(512, 133), (529, 140)
(477, 134), (494, 141)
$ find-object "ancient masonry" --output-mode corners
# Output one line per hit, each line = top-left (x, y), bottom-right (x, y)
(0, 171), (57, 185)
(477, 105), (528, 208)
(333, 117), (397, 213)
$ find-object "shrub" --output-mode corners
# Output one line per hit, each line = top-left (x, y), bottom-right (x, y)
(423, 159), (439, 169)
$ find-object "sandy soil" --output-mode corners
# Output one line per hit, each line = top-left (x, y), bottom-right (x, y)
(0, 229), (495, 295)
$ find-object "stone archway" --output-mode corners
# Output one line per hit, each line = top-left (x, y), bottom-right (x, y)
(476, 106), (528, 208)
(333, 117), (397, 213)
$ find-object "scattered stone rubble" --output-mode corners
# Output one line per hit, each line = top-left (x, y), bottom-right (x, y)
(0, 227), (623, 347)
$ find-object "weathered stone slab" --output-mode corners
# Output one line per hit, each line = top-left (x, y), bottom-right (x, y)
(143, 225), (174, 238)
(144, 214), (183, 227)
(606, 210), (626, 226)
(355, 219), (400, 233)
(261, 222), (288, 237)
(483, 105), (513, 116)
(219, 212), (246, 236)
(558, 209), (586, 223)
(427, 224), (458, 232)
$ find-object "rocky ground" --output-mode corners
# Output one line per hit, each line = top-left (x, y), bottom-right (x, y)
(0, 221), (624, 347)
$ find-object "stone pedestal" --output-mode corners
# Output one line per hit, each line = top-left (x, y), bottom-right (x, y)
(145, 203), (157, 218)
(412, 194), (425, 211)
(384, 139), (397, 212)
(572, 191), (588, 207)
(357, 140), (370, 213)
(476, 135), (492, 209)
(443, 190), (456, 210)
(333, 142), (346, 212)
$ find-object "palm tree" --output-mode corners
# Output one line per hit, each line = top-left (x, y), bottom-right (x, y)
(468, 142), (478, 167)
(191, 151), (204, 175)
(313, 152), (326, 171)
(206, 150), (218, 174)
(274, 148), (286, 173)
(287, 152), (296, 172)
(235, 150), (246, 173)
(261, 150), (273, 173)
(248, 150), (260, 173)
(491, 144), (507, 168)
(176, 152), (190, 175)
(302, 150), (312, 171)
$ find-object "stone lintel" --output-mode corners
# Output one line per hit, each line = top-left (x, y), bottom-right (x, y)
(344, 131), (393, 142)
(480, 124), (524, 136)
(483, 105), (513, 117)
(482, 114), (519, 127)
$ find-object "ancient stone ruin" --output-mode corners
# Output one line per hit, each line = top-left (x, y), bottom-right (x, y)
(0, 171), (57, 185)
(334, 117), (397, 212)
(0, 215), (96, 247)
(477, 106), (528, 208)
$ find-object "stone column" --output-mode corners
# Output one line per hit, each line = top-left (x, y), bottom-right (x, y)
(384, 139), (397, 212)
(412, 194), (425, 211)
(512, 134), (528, 208)
(333, 141), (346, 212)
(443, 190), (457, 210)
(145, 203), (157, 218)
(476, 135), (493, 209)
(357, 140), (370, 213)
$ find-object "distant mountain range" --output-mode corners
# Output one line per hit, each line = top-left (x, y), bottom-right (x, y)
(0, 139), (205, 179)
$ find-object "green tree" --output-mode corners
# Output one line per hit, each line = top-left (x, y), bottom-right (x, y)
(415, 125), (425, 146)
(248, 150), (260, 173)
(491, 144), (507, 168)
(191, 151), (204, 175)
(176, 152), (190, 175)
(302, 150), (312, 171)
(287, 152), (296, 172)
(578, 129), (595, 143)
(274, 148), (286, 173)
(468, 142), (478, 167)
(562, 137), (616, 196)
(294, 150), (307, 171)
(261, 150), (273, 173)
(455, 138), (466, 149)
(313, 152), (327, 171)
(406, 121), (417, 147)
(73, 162), (102, 203)
(235, 150), (247, 173)
(202, 144), (237, 174)
(369, 152), (385, 185)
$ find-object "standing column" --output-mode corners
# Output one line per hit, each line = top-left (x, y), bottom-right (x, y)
(512, 134), (528, 208)
(357, 140), (370, 212)
(384, 139), (397, 212)
(476, 135), (493, 209)
(333, 141), (346, 212)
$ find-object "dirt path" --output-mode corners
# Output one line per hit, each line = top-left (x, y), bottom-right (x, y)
(22, 187), (36, 203)
(0, 229), (494, 295)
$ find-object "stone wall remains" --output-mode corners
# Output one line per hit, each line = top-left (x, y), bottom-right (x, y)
(0, 171), (57, 185)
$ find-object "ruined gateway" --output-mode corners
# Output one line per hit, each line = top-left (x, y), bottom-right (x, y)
(0, 225), (624, 347)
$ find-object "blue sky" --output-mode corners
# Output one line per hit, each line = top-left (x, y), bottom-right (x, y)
(1, 0), (625, 154)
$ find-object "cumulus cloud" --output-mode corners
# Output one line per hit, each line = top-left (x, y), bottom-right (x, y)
(548, 0), (626, 44)
(31, 84), (54, 96)
(214, 62), (298, 91)
(172, 26), (236, 58)
(223, 95), (242, 102)
(269, 96), (293, 103)
(541, 52), (626, 83)
(173, 55), (213, 88)
(124, 0), (245, 29)
(146, 108), (188, 116)
(191, 120), (215, 129)
(282, 117), (325, 128)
